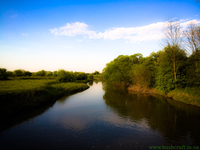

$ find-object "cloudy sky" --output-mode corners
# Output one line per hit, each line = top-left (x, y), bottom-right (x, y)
(0, 0), (200, 73)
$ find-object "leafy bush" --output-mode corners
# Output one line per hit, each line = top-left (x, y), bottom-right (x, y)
(56, 69), (76, 83)
(102, 54), (143, 83)
(53, 71), (57, 77)
(45, 71), (53, 76)
(75, 72), (87, 80)
(35, 70), (46, 76)
(87, 74), (94, 80)
(129, 64), (151, 88)
(23, 71), (32, 76)
(6, 71), (13, 77)
(0, 68), (8, 80)
(13, 69), (24, 76)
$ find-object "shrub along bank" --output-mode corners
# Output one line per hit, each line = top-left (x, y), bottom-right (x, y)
(102, 49), (200, 107)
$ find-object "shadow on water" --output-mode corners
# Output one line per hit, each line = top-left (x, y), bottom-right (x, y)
(0, 100), (56, 133)
(102, 82), (200, 145)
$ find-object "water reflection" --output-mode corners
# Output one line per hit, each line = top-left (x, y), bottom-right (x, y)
(88, 80), (93, 86)
(1, 81), (200, 150)
(102, 82), (200, 145)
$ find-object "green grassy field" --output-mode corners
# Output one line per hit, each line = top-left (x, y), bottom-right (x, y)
(0, 78), (89, 116)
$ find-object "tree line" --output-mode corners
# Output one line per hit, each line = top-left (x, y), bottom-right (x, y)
(102, 19), (200, 92)
(0, 68), (100, 83)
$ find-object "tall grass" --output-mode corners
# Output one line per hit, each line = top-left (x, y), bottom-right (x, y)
(0, 78), (89, 116)
(167, 87), (200, 107)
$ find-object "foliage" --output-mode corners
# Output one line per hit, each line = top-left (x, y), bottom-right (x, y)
(45, 71), (53, 76)
(102, 54), (143, 83)
(129, 64), (151, 88)
(53, 71), (57, 77)
(92, 71), (100, 75)
(167, 87), (200, 107)
(34, 70), (46, 76)
(0, 78), (89, 116)
(75, 72), (87, 80)
(13, 69), (24, 76)
(6, 71), (13, 77)
(56, 69), (76, 83)
(87, 74), (94, 80)
(186, 51), (200, 86)
(155, 45), (187, 92)
(0, 68), (8, 80)
(23, 71), (32, 76)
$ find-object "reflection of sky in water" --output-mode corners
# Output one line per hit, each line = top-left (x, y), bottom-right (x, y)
(50, 82), (155, 134)
(1, 81), (200, 149)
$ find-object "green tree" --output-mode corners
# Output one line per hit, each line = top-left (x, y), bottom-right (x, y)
(6, 71), (13, 77)
(93, 71), (100, 75)
(142, 51), (161, 87)
(184, 23), (200, 82)
(45, 71), (53, 76)
(186, 51), (200, 86)
(75, 72), (87, 80)
(102, 54), (143, 84)
(56, 69), (76, 83)
(155, 47), (187, 91)
(0, 68), (8, 80)
(13, 69), (24, 76)
(53, 71), (57, 77)
(35, 70), (45, 76)
(87, 74), (94, 80)
(23, 71), (32, 76)
(129, 64), (151, 88)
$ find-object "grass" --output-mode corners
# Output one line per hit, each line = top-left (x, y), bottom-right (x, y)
(127, 84), (200, 107)
(167, 87), (200, 107)
(0, 78), (89, 116)
(0, 79), (55, 94)
(127, 85), (158, 94)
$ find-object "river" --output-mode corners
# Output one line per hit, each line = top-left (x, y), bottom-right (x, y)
(0, 81), (200, 150)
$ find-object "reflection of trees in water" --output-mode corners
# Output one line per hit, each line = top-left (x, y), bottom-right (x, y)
(0, 101), (56, 133)
(94, 80), (99, 84)
(88, 80), (93, 86)
(102, 82), (200, 145)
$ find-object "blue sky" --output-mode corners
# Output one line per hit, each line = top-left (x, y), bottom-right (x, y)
(0, 0), (200, 73)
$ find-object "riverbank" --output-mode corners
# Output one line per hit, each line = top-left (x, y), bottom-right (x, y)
(0, 79), (89, 116)
(127, 85), (200, 107)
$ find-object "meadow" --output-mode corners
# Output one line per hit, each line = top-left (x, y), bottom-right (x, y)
(0, 77), (89, 117)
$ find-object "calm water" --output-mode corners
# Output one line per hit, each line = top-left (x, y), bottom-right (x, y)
(0, 81), (200, 150)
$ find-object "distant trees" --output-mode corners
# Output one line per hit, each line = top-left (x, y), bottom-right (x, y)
(87, 74), (94, 80)
(13, 69), (24, 76)
(56, 70), (90, 83)
(0, 68), (8, 80)
(0, 67), (92, 83)
(56, 69), (76, 83)
(92, 71), (100, 75)
(75, 72), (87, 80)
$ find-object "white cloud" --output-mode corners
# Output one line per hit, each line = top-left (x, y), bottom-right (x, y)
(50, 19), (200, 43)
